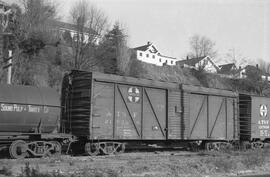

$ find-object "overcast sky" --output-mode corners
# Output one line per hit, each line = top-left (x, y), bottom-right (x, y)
(9, 0), (270, 64)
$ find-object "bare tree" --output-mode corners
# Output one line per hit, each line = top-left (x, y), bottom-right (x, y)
(69, 0), (108, 70)
(6, 0), (61, 85)
(224, 48), (248, 67)
(259, 59), (270, 74)
(189, 35), (217, 58)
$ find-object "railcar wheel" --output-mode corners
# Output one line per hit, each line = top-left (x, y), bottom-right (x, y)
(50, 141), (62, 156)
(251, 141), (264, 149)
(231, 141), (240, 151)
(206, 142), (221, 151)
(219, 142), (232, 151)
(118, 143), (125, 153)
(207, 143), (213, 151)
(9, 140), (28, 159)
(85, 143), (99, 156)
(42, 141), (61, 157)
(102, 143), (115, 155)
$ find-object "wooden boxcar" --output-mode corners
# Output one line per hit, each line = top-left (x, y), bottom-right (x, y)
(61, 70), (239, 154)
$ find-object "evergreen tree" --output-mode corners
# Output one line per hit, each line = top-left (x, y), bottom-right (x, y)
(97, 22), (130, 74)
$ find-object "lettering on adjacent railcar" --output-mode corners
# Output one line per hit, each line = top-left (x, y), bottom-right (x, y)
(44, 106), (49, 113)
(127, 87), (140, 103)
(1, 104), (27, 112)
(28, 105), (40, 113)
(259, 129), (270, 137)
(0, 103), (49, 113)
(258, 119), (270, 137)
(258, 104), (270, 137)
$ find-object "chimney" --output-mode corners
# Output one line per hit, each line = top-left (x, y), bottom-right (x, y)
(147, 41), (151, 45)
(186, 56), (189, 60)
(256, 64), (259, 69)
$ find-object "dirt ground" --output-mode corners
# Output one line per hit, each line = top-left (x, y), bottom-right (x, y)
(1, 150), (270, 177)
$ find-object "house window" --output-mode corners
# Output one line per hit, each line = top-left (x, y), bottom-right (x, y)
(203, 59), (208, 66)
(159, 59), (161, 62)
(152, 55), (155, 59)
(139, 52), (142, 56)
(171, 61), (173, 64)
(146, 54), (149, 58)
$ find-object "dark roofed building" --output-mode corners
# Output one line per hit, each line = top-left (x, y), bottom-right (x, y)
(217, 63), (241, 78)
(49, 20), (93, 34)
(239, 64), (270, 81)
(133, 41), (158, 52)
(47, 19), (97, 44)
(177, 56), (206, 67)
(218, 63), (237, 74)
(176, 56), (219, 73)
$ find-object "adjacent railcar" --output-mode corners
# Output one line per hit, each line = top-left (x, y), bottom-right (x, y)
(61, 70), (240, 155)
(0, 84), (72, 159)
(239, 93), (270, 148)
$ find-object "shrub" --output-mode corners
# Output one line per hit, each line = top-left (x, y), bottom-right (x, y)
(0, 166), (12, 176)
(79, 168), (120, 177)
(241, 149), (266, 169)
(18, 162), (65, 177)
(203, 156), (236, 173)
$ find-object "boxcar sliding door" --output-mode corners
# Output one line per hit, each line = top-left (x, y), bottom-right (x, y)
(92, 81), (167, 140)
(182, 85), (238, 141)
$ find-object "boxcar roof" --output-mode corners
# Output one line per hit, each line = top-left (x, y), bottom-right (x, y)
(70, 70), (238, 96)
(91, 72), (181, 90)
(182, 84), (238, 97)
(240, 92), (270, 98)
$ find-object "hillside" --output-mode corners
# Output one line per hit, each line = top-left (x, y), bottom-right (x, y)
(125, 60), (270, 96)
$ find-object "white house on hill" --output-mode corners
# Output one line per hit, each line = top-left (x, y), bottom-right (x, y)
(133, 42), (177, 66)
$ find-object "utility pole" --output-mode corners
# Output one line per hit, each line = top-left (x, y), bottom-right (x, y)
(0, 2), (15, 84)
(7, 50), (12, 84)
(2, 33), (13, 84)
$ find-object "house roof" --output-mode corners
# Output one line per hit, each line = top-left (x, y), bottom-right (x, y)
(48, 20), (93, 33)
(177, 56), (219, 71)
(133, 42), (157, 52)
(177, 56), (206, 66)
(218, 63), (237, 74)
(133, 44), (150, 51)
(158, 54), (177, 60)
(0, 0), (9, 7)
(245, 65), (269, 75)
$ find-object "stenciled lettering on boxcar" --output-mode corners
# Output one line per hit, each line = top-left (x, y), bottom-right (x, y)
(0, 103), (49, 113)
(258, 104), (270, 137)
(127, 87), (140, 103)
(116, 111), (134, 137)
